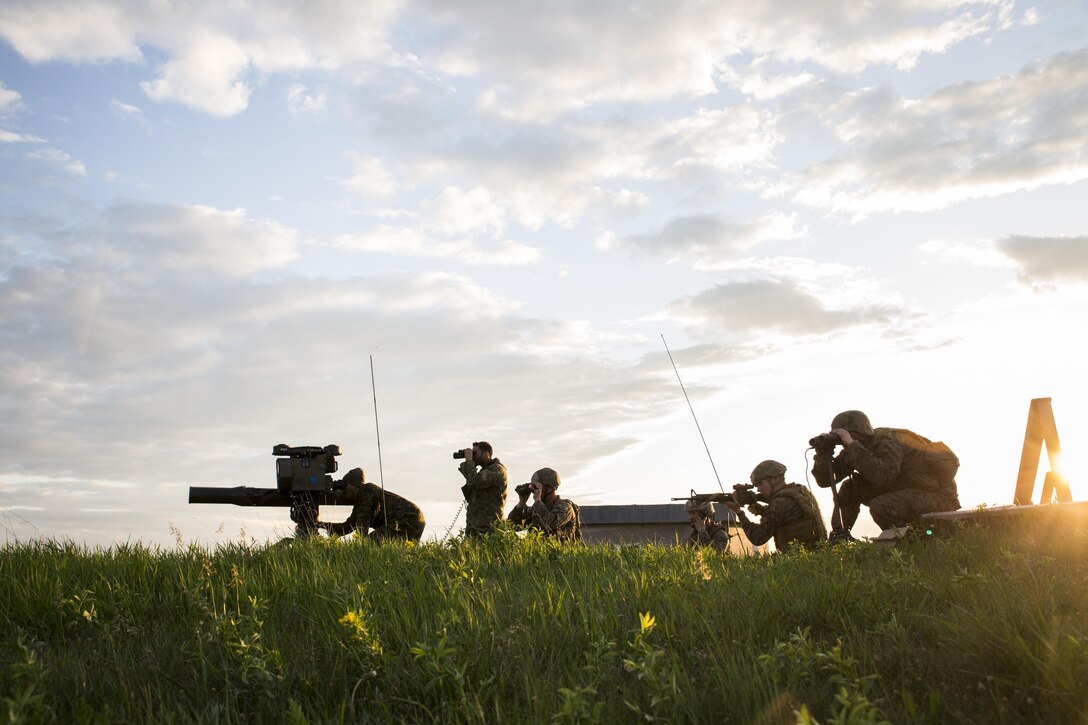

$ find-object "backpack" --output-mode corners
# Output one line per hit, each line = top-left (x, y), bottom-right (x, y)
(889, 428), (960, 493)
(568, 501), (583, 542)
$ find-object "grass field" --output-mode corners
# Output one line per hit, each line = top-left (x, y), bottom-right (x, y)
(2, 517), (1086, 724)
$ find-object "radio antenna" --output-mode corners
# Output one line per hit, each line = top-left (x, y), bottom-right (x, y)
(370, 355), (388, 527)
(661, 335), (726, 495)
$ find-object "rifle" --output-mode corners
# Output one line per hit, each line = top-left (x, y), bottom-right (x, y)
(672, 484), (760, 507)
(188, 443), (359, 537)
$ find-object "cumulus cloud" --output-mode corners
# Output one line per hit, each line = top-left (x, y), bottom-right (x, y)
(0, 0), (141, 62)
(610, 213), (807, 265)
(995, 235), (1088, 285)
(0, 81), (24, 115)
(340, 153), (399, 199)
(791, 49), (1088, 216)
(350, 77), (779, 232)
(664, 277), (908, 339)
(418, 0), (1009, 119)
(286, 83), (327, 114)
(27, 148), (85, 175)
(99, 202), (301, 277)
(333, 184), (540, 264)
(420, 186), (506, 237)
(0, 129), (44, 143)
(1, 0), (404, 115)
(141, 33), (253, 117)
(332, 225), (541, 266)
(1, 0), (1011, 121)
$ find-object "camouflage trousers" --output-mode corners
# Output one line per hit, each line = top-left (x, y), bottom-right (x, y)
(368, 520), (425, 543)
(835, 479), (960, 530)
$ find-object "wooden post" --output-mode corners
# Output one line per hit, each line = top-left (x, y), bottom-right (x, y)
(1013, 398), (1072, 505)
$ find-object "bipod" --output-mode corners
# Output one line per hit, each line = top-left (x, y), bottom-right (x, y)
(822, 452), (852, 544)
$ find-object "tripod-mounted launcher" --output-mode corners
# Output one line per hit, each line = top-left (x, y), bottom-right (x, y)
(188, 444), (360, 534)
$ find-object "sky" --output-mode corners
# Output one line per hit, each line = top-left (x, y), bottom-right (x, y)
(1, 0), (1087, 549)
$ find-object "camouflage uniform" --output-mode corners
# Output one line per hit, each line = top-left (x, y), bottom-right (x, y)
(324, 474), (425, 542)
(735, 483), (826, 551)
(685, 520), (731, 552)
(813, 427), (960, 529)
(460, 458), (508, 537)
(508, 497), (582, 543)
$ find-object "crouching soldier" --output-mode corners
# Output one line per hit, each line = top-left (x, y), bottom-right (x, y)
(685, 499), (731, 552)
(507, 467), (582, 543)
(730, 460), (826, 552)
(812, 410), (960, 538)
(319, 468), (426, 542)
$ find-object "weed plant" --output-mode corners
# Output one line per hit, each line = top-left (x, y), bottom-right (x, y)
(1, 520), (1086, 723)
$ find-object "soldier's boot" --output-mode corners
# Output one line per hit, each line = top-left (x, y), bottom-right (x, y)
(828, 498), (861, 543)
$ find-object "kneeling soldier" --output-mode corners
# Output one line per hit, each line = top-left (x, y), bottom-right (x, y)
(507, 467), (582, 543)
(320, 468), (426, 542)
(729, 460), (826, 552)
(685, 499), (731, 552)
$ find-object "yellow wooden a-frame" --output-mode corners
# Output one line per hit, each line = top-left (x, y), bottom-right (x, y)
(1013, 397), (1072, 505)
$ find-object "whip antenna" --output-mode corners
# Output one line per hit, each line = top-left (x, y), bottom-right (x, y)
(662, 335), (726, 495)
(370, 355), (388, 527)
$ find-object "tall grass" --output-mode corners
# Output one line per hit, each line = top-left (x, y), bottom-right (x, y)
(2, 520), (1086, 723)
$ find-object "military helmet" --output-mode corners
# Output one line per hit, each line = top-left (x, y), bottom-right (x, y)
(830, 410), (874, 436)
(685, 499), (715, 516)
(750, 459), (787, 484)
(533, 467), (560, 490)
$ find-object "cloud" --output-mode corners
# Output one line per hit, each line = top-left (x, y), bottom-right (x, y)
(332, 226), (541, 266)
(340, 153), (399, 199)
(609, 213), (806, 264)
(995, 235), (1088, 285)
(99, 202), (301, 277)
(333, 184), (539, 264)
(349, 78), (779, 231)
(1, 0), (1012, 121)
(664, 277), (907, 339)
(420, 187), (506, 237)
(110, 98), (145, 122)
(27, 148), (85, 175)
(417, 0), (1009, 119)
(0, 81), (24, 115)
(141, 33), (253, 117)
(791, 49), (1088, 215)
(0, 0), (404, 115)
(286, 83), (327, 114)
(0, 129), (44, 143)
(0, 0), (142, 62)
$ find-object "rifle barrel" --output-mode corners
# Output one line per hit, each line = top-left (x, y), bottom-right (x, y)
(187, 486), (355, 507)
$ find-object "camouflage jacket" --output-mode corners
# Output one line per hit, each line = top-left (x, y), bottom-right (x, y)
(324, 481), (425, 537)
(685, 520), (731, 552)
(460, 458), (508, 536)
(507, 496), (581, 543)
(813, 427), (935, 495)
(738, 483), (825, 551)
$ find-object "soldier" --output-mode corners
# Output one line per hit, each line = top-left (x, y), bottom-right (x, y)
(728, 460), (826, 552)
(507, 467), (582, 542)
(319, 468), (426, 542)
(812, 410), (961, 538)
(458, 441), (508, 537)
(684, 498), (731, 552)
